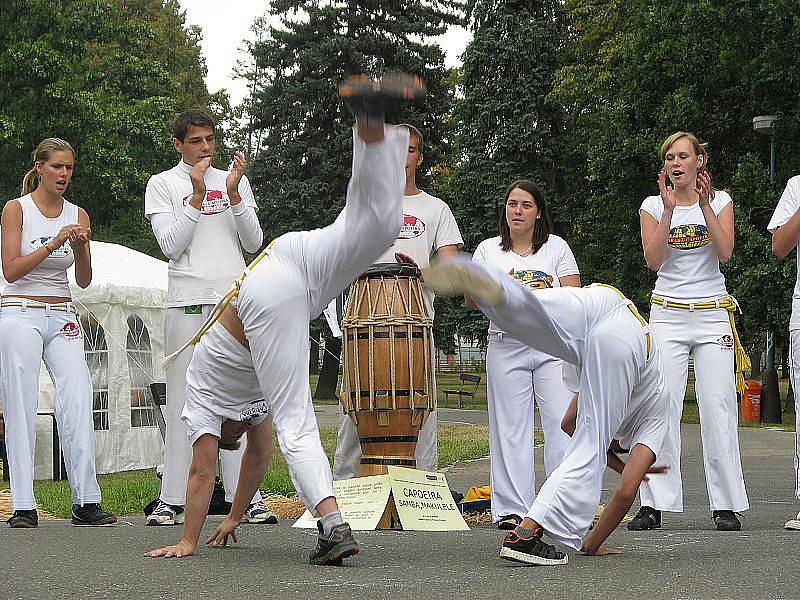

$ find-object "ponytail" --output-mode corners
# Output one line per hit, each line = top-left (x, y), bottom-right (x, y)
(20, 138), (75, 196)
(21, 167), (39, 195)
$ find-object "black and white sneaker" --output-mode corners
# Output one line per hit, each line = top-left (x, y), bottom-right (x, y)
(713, 510), (741, 531)
(71, 503), (117, 527)
(146, 500), (184, 526)
(627, 505), (661, 530)
(242, 500), (278, 524)
(784, 511), (800, 530)
(7, 509), (38, 528)
(309, 521), (360, 565)
(499, 528), (568, 566)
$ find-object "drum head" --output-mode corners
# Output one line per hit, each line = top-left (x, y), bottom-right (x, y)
(360, 262), (421, 278)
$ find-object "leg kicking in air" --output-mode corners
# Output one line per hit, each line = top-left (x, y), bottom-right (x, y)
(145, 74), (423, 564)
(424, 257), (670, 565)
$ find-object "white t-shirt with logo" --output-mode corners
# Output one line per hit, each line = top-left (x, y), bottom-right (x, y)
(144, 161), (258, 307)
(639, 191), (733, 302)
(768, 175), (800, 330)
(374, 190), (463, 311)
(473, 234), (580, 335)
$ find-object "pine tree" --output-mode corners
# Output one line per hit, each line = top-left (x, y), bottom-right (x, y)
(442, 0), (566, 343)
(243, 0), (463, 242)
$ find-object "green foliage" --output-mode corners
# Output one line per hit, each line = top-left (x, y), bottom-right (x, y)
(0, 0), (215, 256)
(443, 0), (565, 344)
(243, 1), (463, 243)
(551, 0), (800, 336)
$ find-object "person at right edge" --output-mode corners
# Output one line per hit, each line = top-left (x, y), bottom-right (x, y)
(631, 131), (749, 532)
(767, 173), (800, 531)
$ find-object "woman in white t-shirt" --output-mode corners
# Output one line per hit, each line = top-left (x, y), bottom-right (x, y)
(0, 138), (115, 528)
(632, 131), (749, 532)
(472, 179), (580, 530)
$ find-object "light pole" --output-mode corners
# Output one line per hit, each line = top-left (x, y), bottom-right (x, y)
(753, 115), (781, 422)
(753, 115), (778, 368)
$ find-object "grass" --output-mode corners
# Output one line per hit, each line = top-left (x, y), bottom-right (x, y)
(33, 422), (491, 518)
(31, 371), (795, 517)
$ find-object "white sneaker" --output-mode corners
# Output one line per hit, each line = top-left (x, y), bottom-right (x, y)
(423, 260), (503, 305)
(242, 500), (278, 524)
(784, 511), (800, 530)
(146, 500), (184, 526)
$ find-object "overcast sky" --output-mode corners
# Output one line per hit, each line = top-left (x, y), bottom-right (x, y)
(178, 1), (471, 107)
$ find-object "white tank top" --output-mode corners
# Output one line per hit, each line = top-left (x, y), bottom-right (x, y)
(3, 194), (77, 297)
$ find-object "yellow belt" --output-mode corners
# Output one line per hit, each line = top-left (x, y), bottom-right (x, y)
(592, 284), (651, 360)
(650, 295), (750, 394)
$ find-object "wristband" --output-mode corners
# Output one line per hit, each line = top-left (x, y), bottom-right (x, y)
(44, 241), (54, 254)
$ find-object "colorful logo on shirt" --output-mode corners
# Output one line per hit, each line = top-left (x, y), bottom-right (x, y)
(397, 214), (426, 239)
(668, 224), (710, 250)
(511, 269), (554, 289)
(31, 236), (69, 258)
(183, 189), (230, 215)
(240, 399), (270, 422)
(715, 335), (734, 351)
(59, 321), (81, 340)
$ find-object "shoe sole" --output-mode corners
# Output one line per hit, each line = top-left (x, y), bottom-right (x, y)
(309, 541), (360, 566)
(499, 546), (568, 566)
(784, 519), (800, 530)
(422, 263), (503, 305)
(8, 521), (38, 529)
(71, 518), (118, 527)
(339, 75), (425, 102)
(627, 522), (660, 531)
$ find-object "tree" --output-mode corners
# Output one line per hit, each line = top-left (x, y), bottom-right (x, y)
(243, 0), (462, 242)
(0, 0), (217, 256)
(551, 0), (800, 348)
(242, 0), (463, 358)
(442, 0), (566, 346)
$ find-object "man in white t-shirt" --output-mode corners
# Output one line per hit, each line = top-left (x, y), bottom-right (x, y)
(333, 124), (463, 480)
(768, 174), (800, 531)
(143, 109), (274, 526)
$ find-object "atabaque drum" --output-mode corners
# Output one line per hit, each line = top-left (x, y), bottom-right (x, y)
(340, 263), (436, 476)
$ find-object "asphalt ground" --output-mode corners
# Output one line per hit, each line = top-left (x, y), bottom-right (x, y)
(2, 421), (798, 600)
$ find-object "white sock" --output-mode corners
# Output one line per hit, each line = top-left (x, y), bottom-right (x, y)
(320, 510), (344, 536)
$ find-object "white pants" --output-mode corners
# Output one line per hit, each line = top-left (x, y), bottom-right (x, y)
(638, 304), (749, 512)
(236, 126), (406, 514)
(485, 335), (572, 522)
(332, 376), (438, 480)
(0, 304), (101, 510)
(788, 329), (800, 500)
(160, 307), (261, 505)
(470, 271), (667, 550)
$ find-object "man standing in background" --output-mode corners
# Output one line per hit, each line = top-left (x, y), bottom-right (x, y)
(333, 123), (463, 479)
(768, 173), (800, 531)
(143, 109), (275, 526)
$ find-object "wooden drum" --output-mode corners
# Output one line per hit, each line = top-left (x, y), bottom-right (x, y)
(340, 263), (436, 476)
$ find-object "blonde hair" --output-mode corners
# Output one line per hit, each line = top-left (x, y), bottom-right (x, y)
(21, 138), (75, 195)
(399, 123), (424, 151)
(659, 131), (715, 198)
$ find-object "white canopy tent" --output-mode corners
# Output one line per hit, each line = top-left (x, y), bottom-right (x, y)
(1, 241), (168, 477)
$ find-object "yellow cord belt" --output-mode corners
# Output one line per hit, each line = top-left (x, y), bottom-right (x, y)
(650, 295), (751, 394)
(160, 242), (274, 370)
(592, 283), (651, 359)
